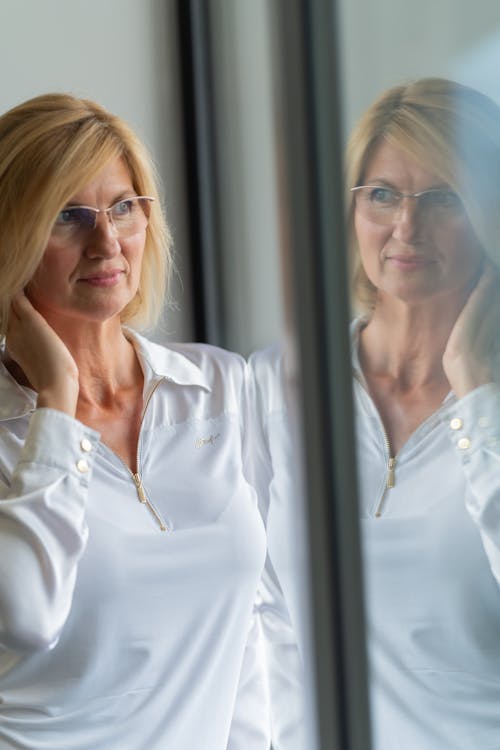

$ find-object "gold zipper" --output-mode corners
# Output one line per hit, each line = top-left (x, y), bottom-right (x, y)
(353, 371), (397, 519)
(387, 456), (396, 489)
(128, 377), (168, 532)
(132, 472), (167, 531)
(375, 431), (397, 517)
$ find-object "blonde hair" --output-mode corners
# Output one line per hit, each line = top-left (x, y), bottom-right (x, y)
(346, 78), (500, 313)
(0, 92), (172, 334)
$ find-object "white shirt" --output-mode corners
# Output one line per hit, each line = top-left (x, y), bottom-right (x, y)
(0, 331), (269, 750)
(352, 321), (500, 749)
(252, 324), (500, 750)
(249, 344), (319, 750)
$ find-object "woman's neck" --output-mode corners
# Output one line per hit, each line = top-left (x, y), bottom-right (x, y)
(70, 326), (142, 407)
(359, 293), (467, 390)
(24, 313), (142, 406)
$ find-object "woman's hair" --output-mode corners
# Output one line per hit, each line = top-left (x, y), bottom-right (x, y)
(346, 77), (500, 313)
(0, 92), (172, 334)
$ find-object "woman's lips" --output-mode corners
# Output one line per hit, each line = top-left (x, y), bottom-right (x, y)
(78, 270), (124, 287)
(387, 254), (434, 270)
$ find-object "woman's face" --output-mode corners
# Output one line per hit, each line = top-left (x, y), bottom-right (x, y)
(354, 140), (485, 308)
(27, 158), (146, 328)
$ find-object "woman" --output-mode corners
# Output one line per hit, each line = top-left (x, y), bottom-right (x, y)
(0, 94), (268, 749)
(255, 77), (500, 750)
(347, 78), (500, 748)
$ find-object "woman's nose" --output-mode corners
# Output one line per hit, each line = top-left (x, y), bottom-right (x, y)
(391, 196), (422, 242)
(84, 213), (121, 258)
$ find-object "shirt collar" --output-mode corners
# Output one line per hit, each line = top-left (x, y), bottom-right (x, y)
(125, 329), (212, 392)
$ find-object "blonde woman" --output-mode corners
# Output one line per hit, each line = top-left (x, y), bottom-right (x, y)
(0, 94), (268, 749)
(347, 78), (500, 748)
(254, 78), (500, 750)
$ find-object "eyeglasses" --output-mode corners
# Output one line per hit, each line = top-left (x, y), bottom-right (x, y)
(51, 196), (155, 242)
(350, 185), (464, 225)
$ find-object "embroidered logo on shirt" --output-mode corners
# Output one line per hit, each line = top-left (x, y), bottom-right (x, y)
(195, 433), (220, 449)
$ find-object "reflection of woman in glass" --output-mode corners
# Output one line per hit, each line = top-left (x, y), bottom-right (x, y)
(0, 94), (268, 749)
(347, 78), (500, 748)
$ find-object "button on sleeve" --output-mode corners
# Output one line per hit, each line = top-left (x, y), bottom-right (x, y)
(14, 408), (100, 486)
(446, 383), (500, 463)
(80, 438), (93, 453)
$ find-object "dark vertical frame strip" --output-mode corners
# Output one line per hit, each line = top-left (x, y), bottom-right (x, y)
(270, 1), (371, 748)
(177, 0), (226, 346)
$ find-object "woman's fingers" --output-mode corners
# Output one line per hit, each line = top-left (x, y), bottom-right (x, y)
(443, 260), (500, 397)
(6, 293), (80, 415)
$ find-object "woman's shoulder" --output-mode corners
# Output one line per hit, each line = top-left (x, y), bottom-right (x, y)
(129, 332), (247, 391)
(248, 342), (283, 377)
(164, 340), (245, 373)
(248, 342), (291, 418)
(166, 340), (245, 366)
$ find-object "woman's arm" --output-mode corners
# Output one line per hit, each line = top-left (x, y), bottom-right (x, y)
(0, 409), (99, 652)
(442, 261), (500, 584)
(446, 383), (500, 585)
(226, 601), (271, 750)
(0, 293), (97, 652)
(245, 349), (315, 750)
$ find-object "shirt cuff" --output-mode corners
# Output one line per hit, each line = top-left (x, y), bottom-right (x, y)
(17, 408), (101, 486)
(445, 383), (500, 463)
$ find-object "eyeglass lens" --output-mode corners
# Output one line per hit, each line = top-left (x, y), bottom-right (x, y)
(352, 186), (462, 225)
(52, 197), (153, 240)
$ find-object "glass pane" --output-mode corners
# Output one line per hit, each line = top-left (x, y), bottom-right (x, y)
(204, 3), (321, 744)
(338, 1), (500, 748)
(203, 1), (371, 748)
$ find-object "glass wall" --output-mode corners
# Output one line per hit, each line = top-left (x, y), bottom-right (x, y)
(338, 2), (500, 749)
(179, 1), (369, 748)
(181, 0), (500, 749)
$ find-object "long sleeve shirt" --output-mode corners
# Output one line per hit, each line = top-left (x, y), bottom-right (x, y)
(0, 331), (269, 750)
(252, 322), (500, 750)
(352, 320), (500, 749)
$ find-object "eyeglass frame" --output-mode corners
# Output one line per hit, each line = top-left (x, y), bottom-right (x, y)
(349, 185), (463, 224)
(50, 195), (155, 239)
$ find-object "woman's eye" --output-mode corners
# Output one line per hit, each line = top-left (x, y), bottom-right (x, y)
(56, 208), (79, 225)
(418, 190), (462, 212)
(54, 207), (96, 229)
(431, 191), (461, 208)
(112, 199), (134, 217)
(369, 187), (396, 204)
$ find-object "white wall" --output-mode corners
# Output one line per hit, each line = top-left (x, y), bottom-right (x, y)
(338, 0), (500, 137)
(0, 0), (192, 342)
(209, 0), (285, 356)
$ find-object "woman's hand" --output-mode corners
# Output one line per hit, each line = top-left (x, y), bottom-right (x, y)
(443, 260), (500, 399)
(6, 292), (79, 416)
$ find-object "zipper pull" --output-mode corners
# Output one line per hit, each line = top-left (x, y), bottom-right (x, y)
(132, 472), (168, 532)
(376, 453), (396, 518)
(387, 457), (396, 489)
(132, 473), (147, 503)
